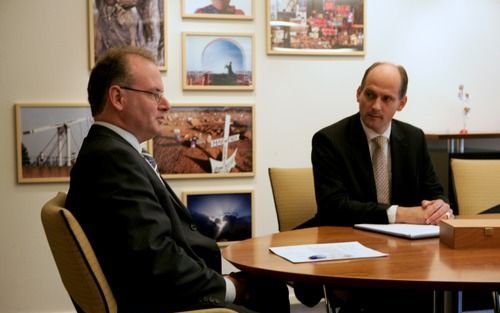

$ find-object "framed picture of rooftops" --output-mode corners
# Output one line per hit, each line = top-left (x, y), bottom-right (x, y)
(267, 0), (365, 56)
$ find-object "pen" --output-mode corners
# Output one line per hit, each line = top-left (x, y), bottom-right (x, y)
(308, 254), (327, 260)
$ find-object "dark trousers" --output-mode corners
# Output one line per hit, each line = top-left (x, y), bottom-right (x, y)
(232, 271), (290, 313)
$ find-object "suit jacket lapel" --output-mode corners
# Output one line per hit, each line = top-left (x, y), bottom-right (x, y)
(93, 125), (194, 221)
(349, 116), (378, 200)
(389, 122), (408, 201)
(162, 177), (193, 220)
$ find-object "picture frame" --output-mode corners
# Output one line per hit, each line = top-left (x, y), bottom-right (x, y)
(149, 103), (255, 179)
(182, 190), (254, 246)
(182, 32), (255, 91)
(182, 0), (254, 20)
(88, 0), (167, 70)
(266, 0), (365, 56)
(15, 103), (93, 184)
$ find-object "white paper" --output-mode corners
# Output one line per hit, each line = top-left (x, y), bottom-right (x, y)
(269, 241), (387, 263)
(354, 223), (440, 239)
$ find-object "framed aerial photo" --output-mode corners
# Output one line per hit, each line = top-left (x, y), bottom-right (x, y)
(266, 0), (365, 56)
(15, 103), (93, 183)
(182, 0), (254, 20)
(149, 103), (255, 179)
(88, 0), (167, 70)
(182, 190), (254, 246)
(182, 32), (255, 91)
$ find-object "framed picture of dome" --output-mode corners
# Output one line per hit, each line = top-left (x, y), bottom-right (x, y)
(182, 32), (255, 91)
(182, 0), (254, 20)
(182, 189), (254, 246)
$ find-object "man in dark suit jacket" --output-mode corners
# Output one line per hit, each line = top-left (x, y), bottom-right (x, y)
(312, 62), (452, 227)
(66, 47), (289, 313)
(302, 62), (454, 312)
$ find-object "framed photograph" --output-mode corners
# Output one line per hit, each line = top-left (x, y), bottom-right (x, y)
(88, 0), (167, 70)
(150, 103), (255, 179)
(182, 190), (254, 246)
(182, 0), (254, 20)
(266, 0), (365, 56)
(15, 103), (93, 184)
(182, 32), (255, 91)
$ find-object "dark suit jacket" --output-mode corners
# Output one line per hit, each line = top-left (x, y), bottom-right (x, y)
(311, 113), (447, 226)
(66, 125), (226, 313)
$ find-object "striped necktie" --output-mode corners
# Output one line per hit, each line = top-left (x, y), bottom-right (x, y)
(372, 136), (391, 204)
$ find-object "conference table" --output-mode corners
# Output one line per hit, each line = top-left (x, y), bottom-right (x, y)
(222, 225), (500, 313)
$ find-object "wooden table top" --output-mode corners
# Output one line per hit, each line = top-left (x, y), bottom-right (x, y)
(425, 133), (500, 140)
(222, 226), (500, 291)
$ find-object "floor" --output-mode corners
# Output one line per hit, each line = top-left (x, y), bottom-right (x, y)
(290, 299), (327, 313)
(289, 297), (494, 313)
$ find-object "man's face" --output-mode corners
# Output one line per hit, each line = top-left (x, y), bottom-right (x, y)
(120, 55), (170, 142)
(357, 64), (407, 134)
(212, 0), (230, 10)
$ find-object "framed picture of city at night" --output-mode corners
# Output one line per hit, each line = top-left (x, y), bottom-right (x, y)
(266, 0), (365, 56)
(182, 190), (254, 246)
(182, 32), (255, 90)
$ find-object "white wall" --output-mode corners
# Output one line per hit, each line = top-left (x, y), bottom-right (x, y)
(1, 0), (499, 312)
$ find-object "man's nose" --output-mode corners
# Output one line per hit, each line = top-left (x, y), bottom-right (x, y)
(371, 98), (382, 110)
(159, 96), (170, 111)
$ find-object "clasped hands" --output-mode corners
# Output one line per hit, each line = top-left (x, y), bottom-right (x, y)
(396, 199), (454, 225)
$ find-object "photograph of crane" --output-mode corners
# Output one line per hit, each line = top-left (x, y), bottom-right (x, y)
(15, 103), (93, 183)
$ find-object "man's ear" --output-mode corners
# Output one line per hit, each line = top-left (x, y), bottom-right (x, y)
(108, 85), (124, 111)
(356, 86), (362, 102)
(397, 96), (407, 111)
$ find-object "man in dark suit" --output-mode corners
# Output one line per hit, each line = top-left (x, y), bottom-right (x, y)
(302, 62), (454, 312)
(66, 47), (289, 313)
(312, 61), (452, 226)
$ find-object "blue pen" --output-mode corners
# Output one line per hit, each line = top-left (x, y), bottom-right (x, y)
(308, 254), (327, 260)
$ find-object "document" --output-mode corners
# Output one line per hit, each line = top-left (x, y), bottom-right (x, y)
(269, 241), (387, 263)
(354, 223), (440, 239)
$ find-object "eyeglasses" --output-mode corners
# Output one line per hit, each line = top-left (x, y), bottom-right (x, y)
(119, 86), (163, 103)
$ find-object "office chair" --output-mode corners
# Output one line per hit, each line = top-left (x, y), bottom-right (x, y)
(268, 168), (335, 312)
(268, 167), (317, 231)
(41, 192), (237, 313)
(450, 158), (500, 215)
(450, 159), (500, 313)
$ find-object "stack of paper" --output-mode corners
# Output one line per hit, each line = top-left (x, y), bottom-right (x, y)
(354, 223), (440, 239)
(269, 241), (387, 263)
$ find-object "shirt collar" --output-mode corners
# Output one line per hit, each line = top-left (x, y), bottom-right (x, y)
(94, 121), (142, 153)
(360, 117), (392, 142)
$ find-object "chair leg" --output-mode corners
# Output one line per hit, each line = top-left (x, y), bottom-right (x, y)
(322, 285), (334, 313)
(493, 291), (499, 313)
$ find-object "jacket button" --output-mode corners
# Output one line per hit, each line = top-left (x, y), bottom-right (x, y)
(190, 223), (197, 231)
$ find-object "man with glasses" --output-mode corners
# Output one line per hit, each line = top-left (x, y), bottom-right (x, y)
(66, 46), (289, 313)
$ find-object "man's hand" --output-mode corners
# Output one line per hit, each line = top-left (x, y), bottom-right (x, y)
(421, 199), (453, 225)
(396, 199), (453, 225)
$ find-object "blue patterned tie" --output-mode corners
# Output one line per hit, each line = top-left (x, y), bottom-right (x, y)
(142, 149), (159, 173)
